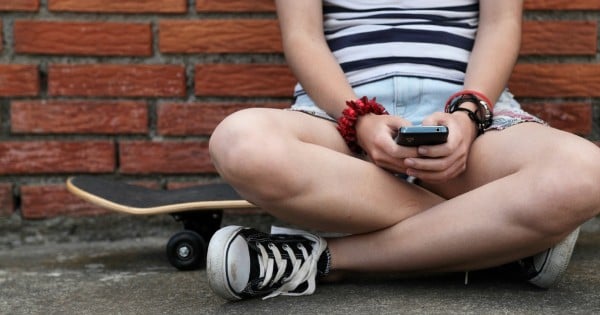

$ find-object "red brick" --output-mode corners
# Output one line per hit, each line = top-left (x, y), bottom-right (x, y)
(163, 19), (597, 56)
(196, 0), (275, 12)
(0, 184), (13, 217)
(14, 21), (152, 56)
(521, 102), (592, 135)
(157, 102), (288, 136)
(0, 141), (115, 174)
(160, 19), (282, 54)
(509, 64), (600, 98)
(21, 184), (109, 219)
(195, 64), (295, 97)
(11, 100), (148, 134)
(525, 0), (600, 10)
(0, 64), (39, 97)
(119, 141), (214, 174)
(0, 0), (39, 11)
(521, 21), (597, 56)
(48, 64), (186, 97)
(48, 0), (186, 13)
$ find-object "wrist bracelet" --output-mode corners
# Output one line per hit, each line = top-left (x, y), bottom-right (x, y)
(337, 96), (388, 154)
(445, 90), (493, 135)
(450, 89), (494, 111)
(450, 105), (485, 135)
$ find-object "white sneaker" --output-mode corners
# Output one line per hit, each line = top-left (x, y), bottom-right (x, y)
(518, 227), (580, 289)
(206, 225), (327, 300)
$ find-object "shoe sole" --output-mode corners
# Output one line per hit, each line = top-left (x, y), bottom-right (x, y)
(206, 225), (245, 301)
(528, 227), (580, 289)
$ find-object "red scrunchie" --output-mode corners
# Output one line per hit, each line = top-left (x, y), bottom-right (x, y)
(337, 96), (388, 154)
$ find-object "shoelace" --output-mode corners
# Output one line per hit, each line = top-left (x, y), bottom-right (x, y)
(255, 241), (317, 300)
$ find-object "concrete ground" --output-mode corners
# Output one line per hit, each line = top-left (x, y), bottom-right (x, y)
(1, 215), (600, 314)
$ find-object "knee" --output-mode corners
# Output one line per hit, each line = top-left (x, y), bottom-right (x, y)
(555, 142), (600, 215)
(571, 145), (600, 218)
(210, 109), (272, 181)
(524, 142), (600, 235)
(209, 109), (298, 200)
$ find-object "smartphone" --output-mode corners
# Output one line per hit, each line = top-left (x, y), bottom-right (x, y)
(395, 126), (448, 146)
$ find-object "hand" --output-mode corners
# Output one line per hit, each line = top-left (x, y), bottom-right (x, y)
(355, 114), (419, 173)
(402, 112), (477, 183)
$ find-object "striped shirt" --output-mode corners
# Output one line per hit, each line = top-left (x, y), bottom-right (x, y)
(294, 0), (479, 97)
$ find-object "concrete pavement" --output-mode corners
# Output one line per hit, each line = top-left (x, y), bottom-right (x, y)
(1, 215), (600, 314)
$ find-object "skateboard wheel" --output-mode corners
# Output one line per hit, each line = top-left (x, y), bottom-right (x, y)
(166, 230), (207, 271)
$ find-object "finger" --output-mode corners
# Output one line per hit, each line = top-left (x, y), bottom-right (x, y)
(421, 112), (448, 126)
(407, 161), (465, 183)
(371, 147), (418, 173)
(404, 155), (454, 172)
(378, 160), (409, 174)
(416, 143), (452, 158)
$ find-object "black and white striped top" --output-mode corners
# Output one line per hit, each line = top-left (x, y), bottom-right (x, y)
(294, 0), (479, 97)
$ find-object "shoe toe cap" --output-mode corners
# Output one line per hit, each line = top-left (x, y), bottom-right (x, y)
(227, 235), (251, 293)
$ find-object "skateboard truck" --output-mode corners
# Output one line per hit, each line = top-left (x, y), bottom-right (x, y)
(166, 210), (223, 270)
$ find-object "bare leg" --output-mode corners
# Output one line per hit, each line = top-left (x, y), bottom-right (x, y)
(210, 108), (445, 233)
(330, 123), (600, 272)
(210, 109), (600, 273)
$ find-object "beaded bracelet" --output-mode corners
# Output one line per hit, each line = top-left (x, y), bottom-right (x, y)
(445, 90), (494, 135)
(337, 96), (388, 154)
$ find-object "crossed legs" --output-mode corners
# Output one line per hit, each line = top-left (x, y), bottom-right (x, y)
(209, 108), (600, 274)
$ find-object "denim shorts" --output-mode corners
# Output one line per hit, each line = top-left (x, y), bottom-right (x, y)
(290, 76), (544, 130)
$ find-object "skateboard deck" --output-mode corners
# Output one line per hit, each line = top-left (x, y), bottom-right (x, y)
(66, 176), (255, 215)
(66, 176), (256, 271)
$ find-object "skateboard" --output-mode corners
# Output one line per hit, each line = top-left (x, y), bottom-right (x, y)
(66, 176), (256, 271)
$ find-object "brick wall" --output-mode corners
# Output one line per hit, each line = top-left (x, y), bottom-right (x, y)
(0, 0), (598, 220)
